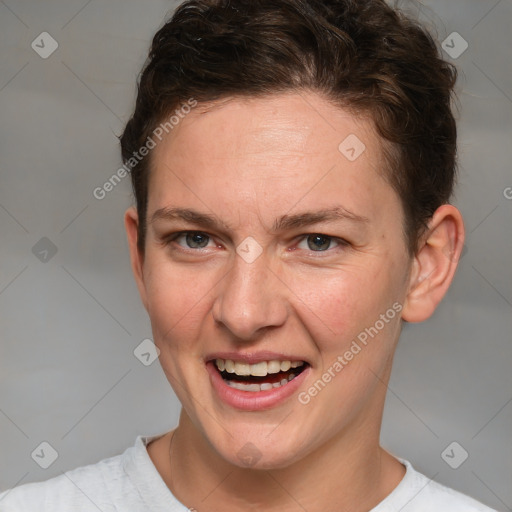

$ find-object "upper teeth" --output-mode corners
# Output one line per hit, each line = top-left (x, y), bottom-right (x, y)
(215, 359), (304, 376)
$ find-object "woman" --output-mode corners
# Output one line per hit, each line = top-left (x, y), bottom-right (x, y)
(0, 1), (498, 510)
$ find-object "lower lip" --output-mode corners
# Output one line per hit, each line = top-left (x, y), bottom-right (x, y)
(206, 361), (310, 411)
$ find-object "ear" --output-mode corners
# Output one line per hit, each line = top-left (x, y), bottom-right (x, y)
(402, 204), (465, 323)
(124, 206), (148, 310)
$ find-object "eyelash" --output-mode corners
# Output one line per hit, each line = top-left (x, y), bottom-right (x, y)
(163, 231), (349, 254)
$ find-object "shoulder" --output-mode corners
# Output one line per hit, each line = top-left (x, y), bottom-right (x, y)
(0, 446), (133, 511)
(375, 459), (499, 512)
(411, 475), (498, 512)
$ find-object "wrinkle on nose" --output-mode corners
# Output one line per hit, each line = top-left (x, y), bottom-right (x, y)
(212, 256), (287, 340)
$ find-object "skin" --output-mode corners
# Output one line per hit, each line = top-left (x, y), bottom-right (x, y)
(125, 91), (465, 511)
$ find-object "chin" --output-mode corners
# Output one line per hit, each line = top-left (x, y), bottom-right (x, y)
(207, 427), (307, 470)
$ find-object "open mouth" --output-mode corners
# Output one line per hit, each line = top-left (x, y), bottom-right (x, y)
(213, 358), (309, 392)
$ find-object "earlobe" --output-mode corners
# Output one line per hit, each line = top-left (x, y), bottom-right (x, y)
(124, 207), (148, 310)
(402, 205), (465, 323)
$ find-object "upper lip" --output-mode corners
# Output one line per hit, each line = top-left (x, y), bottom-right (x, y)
(206, 351), (309, 365)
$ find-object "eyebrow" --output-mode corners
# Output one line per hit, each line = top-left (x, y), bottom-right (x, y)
(273, 207), (369, 231)
(149, 206), (369, 233)
(150, 207), (232, 232)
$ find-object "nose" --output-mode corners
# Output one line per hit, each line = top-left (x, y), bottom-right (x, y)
(212, 252), (288, 340)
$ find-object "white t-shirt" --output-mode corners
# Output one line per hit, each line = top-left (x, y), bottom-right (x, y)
(0, 431), (498, 511)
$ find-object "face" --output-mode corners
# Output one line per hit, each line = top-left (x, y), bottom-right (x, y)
(128, 91), (414, 469)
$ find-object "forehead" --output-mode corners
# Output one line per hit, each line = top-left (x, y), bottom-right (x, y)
(154, 93), (379, 166)
(147, 91), (399, 231)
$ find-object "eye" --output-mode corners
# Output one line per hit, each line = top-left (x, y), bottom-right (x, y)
(171, 231), (214, 249)
(297, 234), (343, 252)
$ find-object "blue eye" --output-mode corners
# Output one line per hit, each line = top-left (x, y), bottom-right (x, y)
(173, 231), (212, 249)
(297, 234), (341, 252)
(166, 231), (346, 254)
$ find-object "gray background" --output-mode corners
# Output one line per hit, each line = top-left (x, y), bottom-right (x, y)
(0, 0), (510, 510)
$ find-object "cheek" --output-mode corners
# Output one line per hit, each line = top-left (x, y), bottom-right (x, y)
(143, 259), (215, 344)
(292, 262), (401, 350)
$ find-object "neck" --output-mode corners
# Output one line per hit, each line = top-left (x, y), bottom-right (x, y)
(166, 411), (405, 512)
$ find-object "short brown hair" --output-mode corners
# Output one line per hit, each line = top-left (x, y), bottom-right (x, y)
(120, 0), (458, 255)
